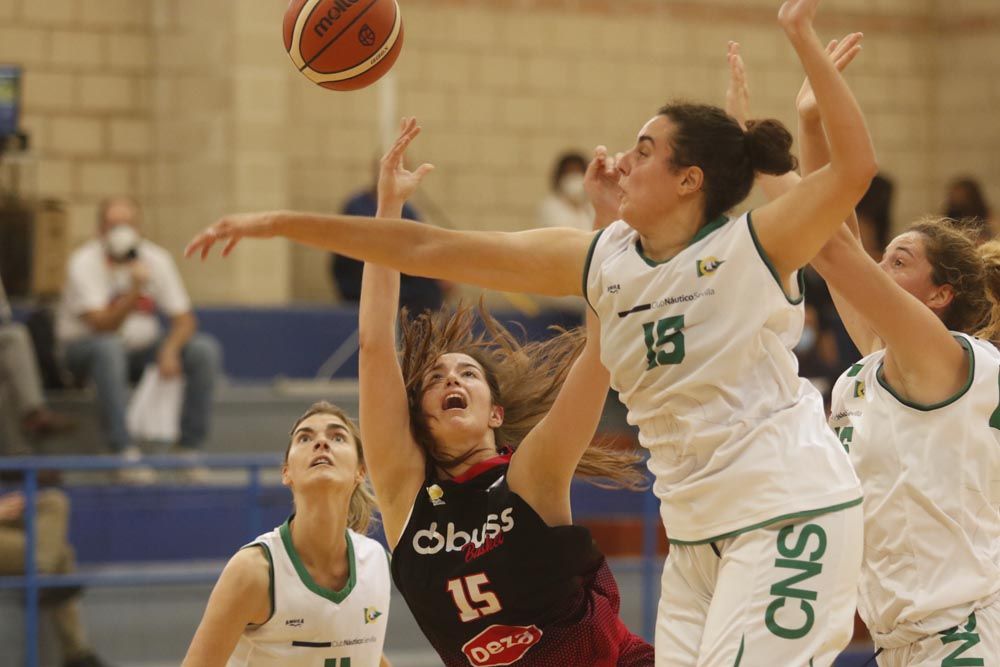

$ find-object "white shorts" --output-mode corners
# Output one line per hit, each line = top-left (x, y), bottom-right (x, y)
(655, 504), (863, 666)
(877, 602), (1000, 667)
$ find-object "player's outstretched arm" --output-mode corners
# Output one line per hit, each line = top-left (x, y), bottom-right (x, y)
(751, 0), (877, 281)
(507, 150), (623, 525)
(815, 227), (970, 404)
(182, 547), (270, 667)
(507, 306), (609, 527)
(185, 195), (594, 299)
(358, 119), (432, 549)
(730, 43), (967, 401)
(726, 37), (879, 355)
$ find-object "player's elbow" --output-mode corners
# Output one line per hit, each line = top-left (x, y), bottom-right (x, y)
(833, 156), (878, 204)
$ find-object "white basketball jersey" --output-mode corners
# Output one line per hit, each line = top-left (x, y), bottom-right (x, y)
(228, 519), (391, 667)
(585, 213), (861, 543)
(830, 333), (1000, 649)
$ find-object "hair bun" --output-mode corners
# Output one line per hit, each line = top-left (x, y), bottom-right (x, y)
(745, 119), (798, 176)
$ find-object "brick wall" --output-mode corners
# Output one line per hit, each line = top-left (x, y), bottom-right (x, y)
(1, 0), (151, 251)
(5, 0), (998, 303)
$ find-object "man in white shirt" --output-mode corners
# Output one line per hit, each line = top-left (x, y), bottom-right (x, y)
(57, 197), (220, 479)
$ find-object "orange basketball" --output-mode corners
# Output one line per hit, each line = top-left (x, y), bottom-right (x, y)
(283, 0), (404, 91)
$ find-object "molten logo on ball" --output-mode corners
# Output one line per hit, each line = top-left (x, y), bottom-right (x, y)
(359, 24), (376, 46)
(314, 0), (362, 38)
(284, 0), (405, 91)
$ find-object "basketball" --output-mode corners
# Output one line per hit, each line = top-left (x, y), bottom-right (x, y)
(283, 0), (404, 91)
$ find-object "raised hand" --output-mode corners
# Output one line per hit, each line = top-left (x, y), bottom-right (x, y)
(378, 117), (434, 209)
(797, 33), (863, 122)
(584, 145), (624, 229)
(778, 0), (822, 37)
(725, 41), (750, 131)
(184, 211), (278, 260)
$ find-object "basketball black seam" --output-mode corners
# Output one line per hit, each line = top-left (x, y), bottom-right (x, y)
(301, 0), (382, 71)
(312, 2), (399, 78)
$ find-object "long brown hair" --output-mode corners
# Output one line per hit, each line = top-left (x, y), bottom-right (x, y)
(910, 217), (1000, 339)
(286, 401), (378, 535)
(398, 303), (647, 490)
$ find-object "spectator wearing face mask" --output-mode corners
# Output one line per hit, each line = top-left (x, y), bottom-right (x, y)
(537, 151), (594, 231)
(55, 196), (221, 483)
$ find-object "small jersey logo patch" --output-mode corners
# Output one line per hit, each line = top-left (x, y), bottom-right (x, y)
(285, 618), (305, 627)
(853, 380), (866, 398)
(364, 607), (382, 624)
(427, 484), (445, 506)
(461, 623), (543, 666)
(696, 256), (725, 277)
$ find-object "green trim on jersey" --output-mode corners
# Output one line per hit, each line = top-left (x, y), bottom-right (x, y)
(668, 497), (863, 545)
(733, 635), (745, 666)
(280, 518), (357, 604)
(846, 363), (865, 378)
(990, 369), (1000, 430)
(746, 211), (806, 305)
(239, 542), (276, 625)
(634, 214), (729, 267)
(582, 228), (605, 311)
(875, 336), (975, 411)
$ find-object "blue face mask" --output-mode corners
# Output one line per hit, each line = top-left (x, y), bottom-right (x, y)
(795, 325), (817, 354)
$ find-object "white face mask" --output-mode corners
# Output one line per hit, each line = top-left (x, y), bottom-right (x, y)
(104, 224), (140, 262)
(558, 173), (586, 203)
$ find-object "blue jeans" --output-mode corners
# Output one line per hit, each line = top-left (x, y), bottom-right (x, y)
(64, 333), (221, 453)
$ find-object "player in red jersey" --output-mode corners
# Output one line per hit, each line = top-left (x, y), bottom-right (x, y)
(214, 116), (646, 665)
(362, 118), (652, 666)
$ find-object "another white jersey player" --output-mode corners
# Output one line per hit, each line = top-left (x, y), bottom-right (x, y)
(735, 35), (1000, 665)
(821, 213), (1000, 666)
(183, 403), (392, 667)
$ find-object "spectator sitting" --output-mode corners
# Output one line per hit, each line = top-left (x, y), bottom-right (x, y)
(944, 176), (997, 242)
(537, 151), (594, 231)
(0, 274), (74, 454)
(0, 488), (110, 667)
(55, 196), (221, 483)
(330, 163), (447, 316)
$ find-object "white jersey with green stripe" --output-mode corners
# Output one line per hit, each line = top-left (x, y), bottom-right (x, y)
(227, 519), (390, 667)
(584, 212), (861, 544)
(830, 332), (1000, 649)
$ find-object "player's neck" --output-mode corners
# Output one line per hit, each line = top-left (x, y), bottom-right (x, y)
(291, 494), (351, 581)
(435, 439), (501, 481)
(637, 204), (704, 262)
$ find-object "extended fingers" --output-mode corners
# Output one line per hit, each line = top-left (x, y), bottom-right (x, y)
(607, 152), (623, 177)
(586, 145), (608, 175)
(413, 163), (435, 179)
(222, 236), (241, 257)
(831, 32), (863, 70)
(383, 117), (420, 163)
(184, 232), (213, 259)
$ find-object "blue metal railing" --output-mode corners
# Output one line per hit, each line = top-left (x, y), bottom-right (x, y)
(1, 454), (665, 667)
(0, 454), (282, 667)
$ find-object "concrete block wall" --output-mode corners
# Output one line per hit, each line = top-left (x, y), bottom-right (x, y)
(5, 0), (999, 304)
(1, 0), (152, 253)
(931, 3), (1000, 223)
